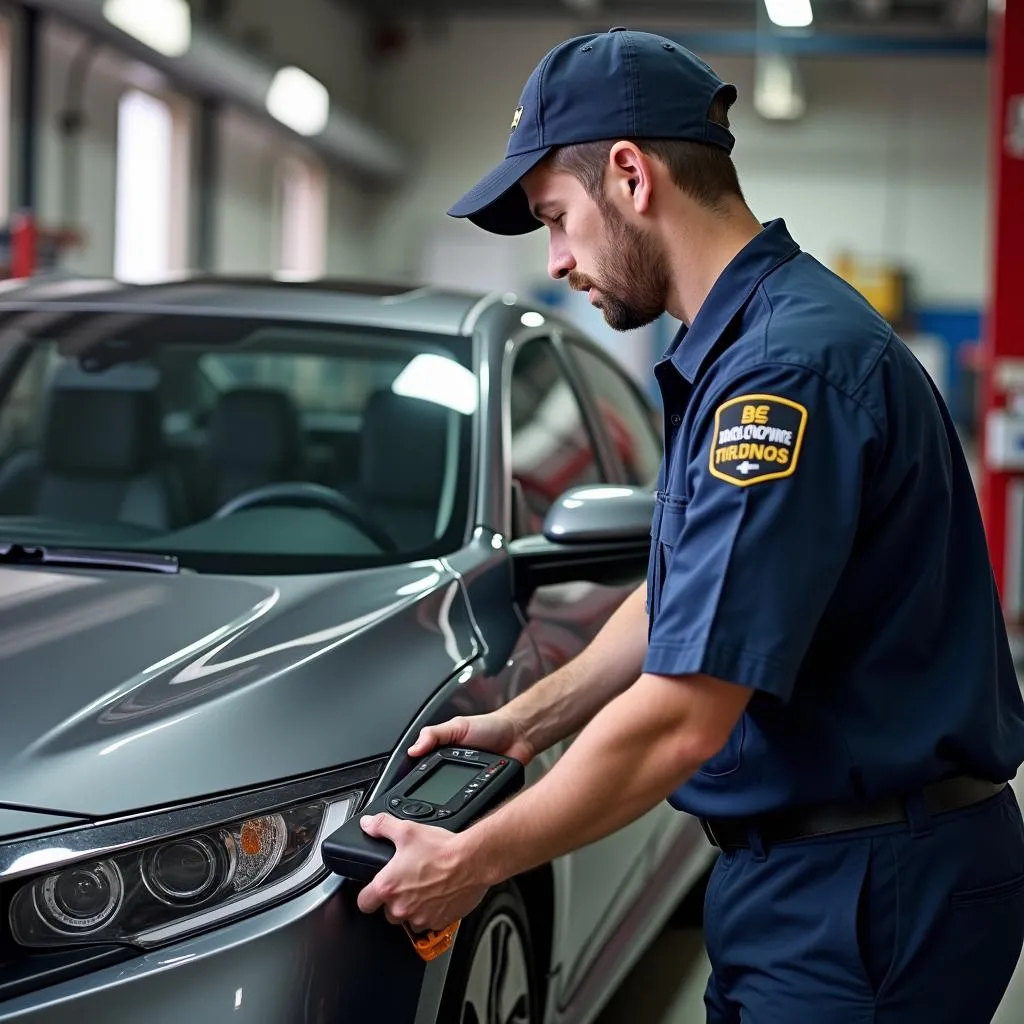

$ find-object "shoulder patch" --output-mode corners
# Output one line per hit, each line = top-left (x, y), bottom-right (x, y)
(708, 393), (808, 487)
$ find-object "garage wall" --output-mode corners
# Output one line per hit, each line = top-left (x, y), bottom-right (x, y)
(32, 19), (124, 276)
(214, 0), (374, 275)
(0, 7), (993, 313)
(5, 0), (379, 278)
(366, 17), (992, 309)
(213, 106), (278, 275)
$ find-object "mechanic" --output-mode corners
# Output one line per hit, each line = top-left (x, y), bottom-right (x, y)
(356, 27), (1024, 1022)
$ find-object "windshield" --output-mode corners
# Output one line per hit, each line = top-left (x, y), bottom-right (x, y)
(0, 310), (476, 573)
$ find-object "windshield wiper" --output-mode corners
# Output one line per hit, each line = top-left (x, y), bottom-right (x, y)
(0, 543), (179, 574)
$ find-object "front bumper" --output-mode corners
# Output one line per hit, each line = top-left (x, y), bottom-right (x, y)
(0, 875), (450, 1023)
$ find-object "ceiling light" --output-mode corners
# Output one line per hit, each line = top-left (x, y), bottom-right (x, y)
(266, 67), (330, 138)
(764, 0), (814, 28)
(520, 312), (545, 328)
(102, 0), (191, 58)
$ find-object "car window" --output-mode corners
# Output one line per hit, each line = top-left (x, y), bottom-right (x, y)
(567, 341), (663, 488)
(203, 349), (402, 416)
(0, 313), (476, 574)
(509, 337), (601, 534)
(0, 347), (61, 453)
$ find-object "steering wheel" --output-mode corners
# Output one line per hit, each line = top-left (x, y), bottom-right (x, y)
(212, 482), (398, 553)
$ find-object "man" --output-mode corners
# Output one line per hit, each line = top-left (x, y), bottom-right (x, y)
(357, 27), (1024, 1021)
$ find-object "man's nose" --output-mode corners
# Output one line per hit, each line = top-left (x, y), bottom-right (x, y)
(548, 240), (575, 281)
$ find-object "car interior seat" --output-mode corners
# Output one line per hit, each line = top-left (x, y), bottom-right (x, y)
(206, 387), (306, 511)
(0, 364), (187, 530)
(353, 389), (453, 551)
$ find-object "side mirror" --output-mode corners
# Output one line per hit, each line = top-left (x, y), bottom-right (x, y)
(541, 485), (655, 544)
(507, 485), (654, 600)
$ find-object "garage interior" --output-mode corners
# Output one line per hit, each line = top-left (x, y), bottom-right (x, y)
(0, 0), (1020, 1021)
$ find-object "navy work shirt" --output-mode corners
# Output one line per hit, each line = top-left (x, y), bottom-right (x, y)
(645, 218), (1024, 819)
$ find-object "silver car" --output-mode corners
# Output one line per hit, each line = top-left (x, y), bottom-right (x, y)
(0, 277), (714, 1023)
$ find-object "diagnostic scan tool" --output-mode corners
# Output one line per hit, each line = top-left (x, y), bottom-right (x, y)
(322, 747), (525, 961)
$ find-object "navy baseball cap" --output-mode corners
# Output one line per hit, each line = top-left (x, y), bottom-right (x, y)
(448, 27), (738, 236)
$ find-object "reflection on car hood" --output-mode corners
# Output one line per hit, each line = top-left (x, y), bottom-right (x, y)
(0, 562), (479, 818)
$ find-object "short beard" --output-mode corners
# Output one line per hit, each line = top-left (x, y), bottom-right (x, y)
(569, 197), (670, 332)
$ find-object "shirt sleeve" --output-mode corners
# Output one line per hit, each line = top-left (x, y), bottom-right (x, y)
(643, 362), (880, 703)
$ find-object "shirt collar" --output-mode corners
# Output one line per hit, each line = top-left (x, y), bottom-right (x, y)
(660, 218), (801, 383)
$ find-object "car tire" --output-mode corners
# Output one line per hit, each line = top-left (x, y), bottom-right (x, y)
(437, 883), (540, 1024)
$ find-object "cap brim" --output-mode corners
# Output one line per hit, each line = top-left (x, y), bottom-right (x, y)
(447, 148), (552, 236)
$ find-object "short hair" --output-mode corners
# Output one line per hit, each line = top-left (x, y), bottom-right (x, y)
(548, 92), (743, 213)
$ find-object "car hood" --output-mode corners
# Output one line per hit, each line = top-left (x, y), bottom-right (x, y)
(0, 561), (480, 820)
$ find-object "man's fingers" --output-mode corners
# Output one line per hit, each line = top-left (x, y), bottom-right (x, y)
(408, 719), (463, 757)
(359, 812), (405, 843)
(356, 881), (383, 915)
(407, 726), (439, 757)
(356, 876), (408, 924)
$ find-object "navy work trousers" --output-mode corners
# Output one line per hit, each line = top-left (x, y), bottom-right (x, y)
(703, 784), (1024, 1022)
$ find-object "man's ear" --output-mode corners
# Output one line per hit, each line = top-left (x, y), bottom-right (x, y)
(607, 141), (654, 214)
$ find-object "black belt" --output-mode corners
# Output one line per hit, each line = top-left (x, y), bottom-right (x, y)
(700, 776), (1007, 850)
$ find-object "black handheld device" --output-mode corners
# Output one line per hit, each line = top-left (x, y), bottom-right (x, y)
(323, 746), (524, 881)
(321, 746), (525, 960)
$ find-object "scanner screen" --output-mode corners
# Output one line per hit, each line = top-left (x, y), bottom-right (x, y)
(409, 761), (480, 805)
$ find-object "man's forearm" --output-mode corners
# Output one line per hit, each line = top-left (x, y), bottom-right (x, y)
(465, 672), (706, 883)
(507, 582), (650, 755)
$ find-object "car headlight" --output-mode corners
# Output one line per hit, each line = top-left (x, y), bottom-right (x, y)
(6, 772), (377, 951)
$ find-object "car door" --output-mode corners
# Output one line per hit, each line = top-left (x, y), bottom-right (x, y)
(505, 333), (660, 1006)
(559, 335), (696, 872)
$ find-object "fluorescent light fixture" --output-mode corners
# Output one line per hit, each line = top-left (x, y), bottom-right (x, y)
(754, 52), (807, 120)
(266, 67), (330, 137)
(392, 354), (478, 415)
(764, 0), (814, 28)
(102, 0), (191, 58)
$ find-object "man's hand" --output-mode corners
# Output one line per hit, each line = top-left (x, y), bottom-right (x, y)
(355, 813), (491, 932)
(406, 581), (650, 769)
(408, 710), (536, 764)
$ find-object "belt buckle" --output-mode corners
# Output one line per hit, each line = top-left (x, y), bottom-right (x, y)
(700, 818), (721, 848)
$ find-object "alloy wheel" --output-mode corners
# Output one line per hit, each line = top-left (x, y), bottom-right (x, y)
(460, 910), (532, 1024)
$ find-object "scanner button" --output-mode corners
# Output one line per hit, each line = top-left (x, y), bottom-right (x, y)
(402, 801), (434, 819)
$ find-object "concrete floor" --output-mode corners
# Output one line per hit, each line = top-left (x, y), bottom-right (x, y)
(598, 767), (1024, 1023)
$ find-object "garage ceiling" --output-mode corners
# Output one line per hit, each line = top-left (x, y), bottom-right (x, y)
(337, 0), (990, 37)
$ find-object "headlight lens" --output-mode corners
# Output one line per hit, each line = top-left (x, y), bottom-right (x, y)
(10, 796), (353, 949)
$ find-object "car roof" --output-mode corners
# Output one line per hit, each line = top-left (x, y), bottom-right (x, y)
(0, 274), (510, 337)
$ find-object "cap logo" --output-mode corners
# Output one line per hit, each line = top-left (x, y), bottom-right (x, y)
(510, 106), (523, 131)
